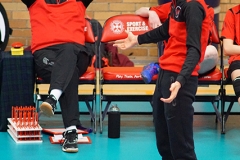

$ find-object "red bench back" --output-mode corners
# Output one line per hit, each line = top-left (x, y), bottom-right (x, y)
(101, 14), (151, 43)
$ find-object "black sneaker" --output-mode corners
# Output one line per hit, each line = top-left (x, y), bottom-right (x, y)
(62, 129), (78, 153)
(40, 95), (57, 117)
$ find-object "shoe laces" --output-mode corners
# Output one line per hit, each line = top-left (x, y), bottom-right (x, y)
(61, 129), (77, 146)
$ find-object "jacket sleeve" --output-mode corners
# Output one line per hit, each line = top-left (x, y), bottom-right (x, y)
(176, 2), (205, 86)
(137, 18), (170, 44)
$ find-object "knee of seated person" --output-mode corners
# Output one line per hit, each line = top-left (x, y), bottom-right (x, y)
(232, 77), (240, 98)
(204, 45), (218, 59)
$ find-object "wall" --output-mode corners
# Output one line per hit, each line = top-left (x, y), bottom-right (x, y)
(1, 0), (239, 58)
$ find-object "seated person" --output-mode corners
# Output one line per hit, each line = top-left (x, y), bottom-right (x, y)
(221, 4), (240, 104)
(136, 3), (218, 83)
(21, 0), (93, 153)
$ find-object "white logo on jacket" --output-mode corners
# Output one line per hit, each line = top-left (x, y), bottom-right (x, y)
(175, 6), (181, 18)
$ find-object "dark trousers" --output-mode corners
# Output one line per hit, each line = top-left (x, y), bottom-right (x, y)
(152, 69), (198, 160)
(34, 43), (90, 128)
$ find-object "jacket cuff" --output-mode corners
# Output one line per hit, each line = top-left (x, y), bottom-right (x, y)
(176, 75), (186, 87)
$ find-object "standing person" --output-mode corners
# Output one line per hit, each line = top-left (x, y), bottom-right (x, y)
(135, 2), (218, 83)
(21, 0), (93, 153)
(114, 0), (213, 159)
(221, 4), (240, 104)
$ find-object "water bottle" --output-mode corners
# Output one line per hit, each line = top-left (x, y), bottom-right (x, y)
(108, 104), (120, 138)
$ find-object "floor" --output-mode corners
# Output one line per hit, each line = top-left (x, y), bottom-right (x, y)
(1, 113), (240, 160)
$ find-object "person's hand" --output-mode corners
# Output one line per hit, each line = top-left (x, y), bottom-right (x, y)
(148, 10), (162, 29)
(113, 30), (138, 50)
(160, 81), (181, 103)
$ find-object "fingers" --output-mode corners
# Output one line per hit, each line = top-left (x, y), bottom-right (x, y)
(113, 39), (125, 47)
(160, 98), (170, 103)
(160, 97), (174, 103)
(113, 43), (126, 50)
(114, 39), (125, 44)
(160, 82), (180, 104)
(160, 85), (177, 103)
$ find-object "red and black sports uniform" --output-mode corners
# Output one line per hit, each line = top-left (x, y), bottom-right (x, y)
(138, 0), (212, 159)
(21, 0), (93, 128)
(221, 5), (240, 102)
(22, 0), (91, 53)
(221, 4), (240, 76)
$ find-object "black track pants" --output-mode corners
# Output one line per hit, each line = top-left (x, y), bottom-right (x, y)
(34, 43), (90, 127)
(152, 69), (198, 160)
